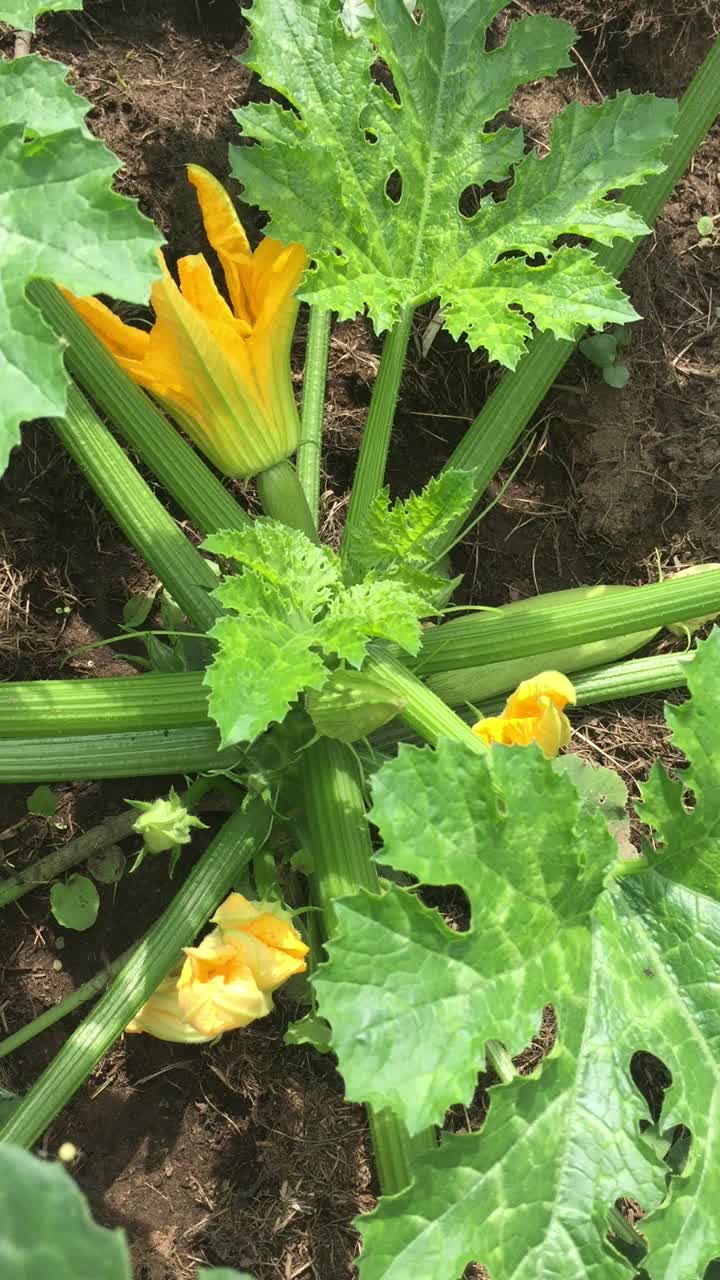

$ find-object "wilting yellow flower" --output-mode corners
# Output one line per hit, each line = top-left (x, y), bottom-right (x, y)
(64, 166), (308, 479)
(126, 893), (309, 1043)
(472, 671), (576, 759)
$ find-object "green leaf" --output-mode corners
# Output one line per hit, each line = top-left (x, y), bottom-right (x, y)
(314, 739), (617, 1132)
(26, 782), (57, 816)
(122, 590), (157, 629)
(0, 0), (81, 30)
(206, 613), (328, 746)
(284, 1012), (333, 1054)
(579, 331), (619, 368)
(233, 1), (677, 365)
(603, 361), (630, 389)
(555, 753), (634, 858)
(347, 469), (475, 587)
(204, 520), (430, 746)
(640, 628), (720, 899)
(0, 55), (162, 478)
(87, 844), (127, 884)
(317, 579), (426, 666)
(50, 873), (100, 931)
(0, 1144), (131, 1279)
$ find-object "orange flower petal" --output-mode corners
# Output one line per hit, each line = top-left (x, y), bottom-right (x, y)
(63, 290), (150, 366)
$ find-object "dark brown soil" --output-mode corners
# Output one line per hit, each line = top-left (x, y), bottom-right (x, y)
(1, 0), (719, 1276)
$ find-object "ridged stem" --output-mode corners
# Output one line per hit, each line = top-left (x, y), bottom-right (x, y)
(302, 738), (435, 1192)
(297, 307), (332, 525)
(366, 645), (486, 751)
(342, 306), (414, 562)
(256, 459), (319, 541)
(0, 948), (135, 1060)
(0, 726), (234, 783)
(0, 801), (269, 1149)
(437, 38), (720, 543)
(0, 672), (209, 739)
(53, 385), (220, 632)
(416, 572), (720, 675)
(28, 280), (249, 537)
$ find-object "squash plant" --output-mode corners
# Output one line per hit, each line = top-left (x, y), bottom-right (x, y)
(1, 2), (720, 1276)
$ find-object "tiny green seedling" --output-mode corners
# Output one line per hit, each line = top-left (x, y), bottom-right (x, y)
(26, 784), (58, 818)
(50, 874), (100, 932)
(696, 213), (716, 245)
(579, 325), (632, 389)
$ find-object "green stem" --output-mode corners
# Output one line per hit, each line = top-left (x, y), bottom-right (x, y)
(53, 385), (220, 633)
(437, 38), (720, 543)
(302, 737), (435, 1191)
(0, 802), (269, 1149)
(0, 726), (235, 783)
(29, 280), (249, 537)
(342, 306), (414, 561)
(0, 672), (209, 739)
(0, 948), (135, 1060)
(256, 459), (319, 541)
(417, 572), (720, 675)
(366, 644), (485, 751)
(297, 307), (332, 525)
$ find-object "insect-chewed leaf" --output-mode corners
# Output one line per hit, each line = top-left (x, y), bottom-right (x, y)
(233, 0), (677, 366)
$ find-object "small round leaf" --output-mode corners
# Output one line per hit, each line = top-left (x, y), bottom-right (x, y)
(50, 874), (100, 931)
(87, 845), (127, 885)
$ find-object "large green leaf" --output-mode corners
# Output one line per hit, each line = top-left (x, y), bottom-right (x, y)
(356, 870), (720, 1279)
(204, 521), (430, 746)
(639, 626), (720, 899)
(0, 0), (81, 29)
(0, 54), (162, 477)
(232, 0), (677, 364)
(313, 739), (618, 1132)
(0, 1142), (255, 1279)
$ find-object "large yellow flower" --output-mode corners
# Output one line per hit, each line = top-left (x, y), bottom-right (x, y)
(472, 671), (576, 758)
(126, 893), (309, 1043)
(65, 166), (308, 479)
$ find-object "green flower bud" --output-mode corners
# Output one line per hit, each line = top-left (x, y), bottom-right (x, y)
(127, 788), (208, 856)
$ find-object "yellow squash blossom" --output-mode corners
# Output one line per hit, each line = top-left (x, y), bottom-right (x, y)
(65, 166), (308, 479)
(472, 671), (576, 758)
(127, 893), (309, 1043)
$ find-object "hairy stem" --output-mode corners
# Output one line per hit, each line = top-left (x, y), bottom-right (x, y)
(297, 307), (332, 525)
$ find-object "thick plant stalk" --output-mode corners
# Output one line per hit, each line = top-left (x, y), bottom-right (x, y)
(256, 459), (319, 541)
(342, 306), (415, 560)
(0, 948), (135, 1060)
(297, 307), (332, 525)
(0, 726), (234, 783)
(53, 386), (221, 633)
(29, 280), (249, 537)
(302, 738), (436, 1192)
(0, 802), (269, 1149)
(416, 571), (720, 675)
(366, 645), (486, 751)
(0, 672), (209, 739)
(437, 37), (720, 542)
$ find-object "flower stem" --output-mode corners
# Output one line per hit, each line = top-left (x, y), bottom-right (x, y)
(53, 385), (220, 632)
(256, 459), (319, 542)
(0, 948), (135, 1060)
(302, 737), (436, 1191)
(366, 644), (486, 751)
(342, 306), (414, 563)
(29, 280), (249, 537)
(434, 37), (720, 547)
(297, 307), (332, 526)
(0, 801), (270, 1149)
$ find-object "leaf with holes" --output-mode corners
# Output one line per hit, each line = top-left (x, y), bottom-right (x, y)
(0, 53), (162, 478)
(314, 738), (618, 1131)
(232, 0), (677, 365)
